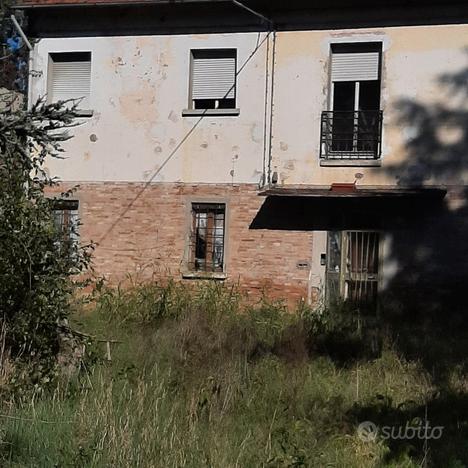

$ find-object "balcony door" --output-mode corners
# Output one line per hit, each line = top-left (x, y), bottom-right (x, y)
(328, 43), (382, 159)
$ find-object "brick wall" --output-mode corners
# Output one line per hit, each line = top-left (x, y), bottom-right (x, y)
(49, 182), (315, 304)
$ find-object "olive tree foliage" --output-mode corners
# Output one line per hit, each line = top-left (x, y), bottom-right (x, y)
(0, 99), (92, 363)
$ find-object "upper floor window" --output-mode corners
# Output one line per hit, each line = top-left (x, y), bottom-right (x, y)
(186, 49), (238, 115)
(321, 43), (383, 163)
(48, 52), (92, 116)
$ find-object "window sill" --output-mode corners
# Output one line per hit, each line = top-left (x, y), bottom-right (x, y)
(182, 108), (240, 117)
(182, 271), (227, 281)
(320, 159), (382, 167)
(74, 109), (94, 118)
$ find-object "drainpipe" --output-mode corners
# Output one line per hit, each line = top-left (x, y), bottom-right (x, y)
(230, 1), (275, 188)
(10, 15), (33, 51)
(10, 14), (34, 111)
(267, 30), (276, 186)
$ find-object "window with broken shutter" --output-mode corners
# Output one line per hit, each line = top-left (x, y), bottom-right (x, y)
(190, 49), (237, 109)
(48, 52), (91, 109)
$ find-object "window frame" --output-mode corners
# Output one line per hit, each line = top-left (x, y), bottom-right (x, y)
(328, 42), (383, 113)
(321, 42), (384, 166)
(47, 51), (93, 117)
(52, 199), (80, 255)
(182, 48), (240, 117)
(183, 200), (228, 279)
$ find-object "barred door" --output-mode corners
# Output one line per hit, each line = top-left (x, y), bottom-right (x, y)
(326, 231), (380, 305)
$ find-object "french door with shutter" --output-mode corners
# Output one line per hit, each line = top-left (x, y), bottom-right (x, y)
(328, 44), (382, 158)
(326, 231), (380, 305)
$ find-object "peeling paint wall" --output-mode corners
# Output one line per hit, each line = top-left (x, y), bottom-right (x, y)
(30, 33), (270, 184)
(30, 24), (468, 187)
(271, 24), (468, 187)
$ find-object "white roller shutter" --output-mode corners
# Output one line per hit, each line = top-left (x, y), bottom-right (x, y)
(192, 54), (236, 100)
(50, 56), (91, 108)
(331, 52), (380, 82)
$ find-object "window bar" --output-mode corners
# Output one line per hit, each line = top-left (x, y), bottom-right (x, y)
(347, 231), (356, 299)
(340, 231), (347, 299)
(353, 83), (360, 154)
(190, 210), (197, 270)
(363, 232), (369, 302)
(360, 231), (365, 302)
(356, 231), (360, 302)
(206, 212), (213, 270)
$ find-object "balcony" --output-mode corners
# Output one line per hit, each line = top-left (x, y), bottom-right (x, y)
(320, 110), (383, 165)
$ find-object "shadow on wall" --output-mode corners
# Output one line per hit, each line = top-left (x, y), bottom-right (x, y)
(347, 50), (468, 467)
(381, 49), (468, 377)
(251, 48), (468, 466)
(253, 50), (468, 370)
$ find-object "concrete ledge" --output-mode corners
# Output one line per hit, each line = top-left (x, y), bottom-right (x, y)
(182, 108), (240, 117)
(182, 272), (227, 280)
(320, 159), (382, 167)
(74, 109), (94, 118)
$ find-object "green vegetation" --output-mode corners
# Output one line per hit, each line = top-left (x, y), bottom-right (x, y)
(0, 100), (91, 378)
(1, 282), (466, 467)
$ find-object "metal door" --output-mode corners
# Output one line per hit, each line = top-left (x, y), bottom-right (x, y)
(326, 231), (380, 305)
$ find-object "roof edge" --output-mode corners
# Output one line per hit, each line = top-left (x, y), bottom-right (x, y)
(15, 0), (226, 9)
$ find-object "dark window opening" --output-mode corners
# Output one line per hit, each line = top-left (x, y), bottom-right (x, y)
(217, 98), (236, 109)
(331, 81), (356, 152)
(193, 98), (235, 110)
(358, 80), (381, 111)
(331, 42), (383, 54)
(50, 51), (91, 63)
(333, 81), (356, 112)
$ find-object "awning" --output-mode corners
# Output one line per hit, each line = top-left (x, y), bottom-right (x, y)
(259, 186), (447, 199)
(251, 185), (447, 231)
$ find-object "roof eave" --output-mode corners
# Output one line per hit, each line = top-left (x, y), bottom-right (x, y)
(15, 0), (227, 9)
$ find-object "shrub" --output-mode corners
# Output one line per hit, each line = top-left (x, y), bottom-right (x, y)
(0, 100), (92, 375)
(94, 280), (311, 368)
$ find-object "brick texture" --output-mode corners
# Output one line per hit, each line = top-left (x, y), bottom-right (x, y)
(48, 183), (315, 304)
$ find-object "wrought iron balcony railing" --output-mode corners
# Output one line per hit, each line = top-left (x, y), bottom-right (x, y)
(320, 110), (383, 160)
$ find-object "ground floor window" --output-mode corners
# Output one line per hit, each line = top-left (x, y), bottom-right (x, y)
(326, 230), (380, 305)
(189, 203), (225, 273)
(52, 199), (80, 252)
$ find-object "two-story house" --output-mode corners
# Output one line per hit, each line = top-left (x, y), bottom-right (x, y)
(17, 0), (468, 309)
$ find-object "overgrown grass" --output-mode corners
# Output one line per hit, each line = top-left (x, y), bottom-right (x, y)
(0, 282), (466, 467)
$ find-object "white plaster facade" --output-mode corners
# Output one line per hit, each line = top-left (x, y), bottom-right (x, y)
(30, 33), (270, 184)
(30, 24), (468, 187)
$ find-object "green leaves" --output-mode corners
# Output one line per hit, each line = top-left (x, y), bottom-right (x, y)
(0, 99), (92, 376)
